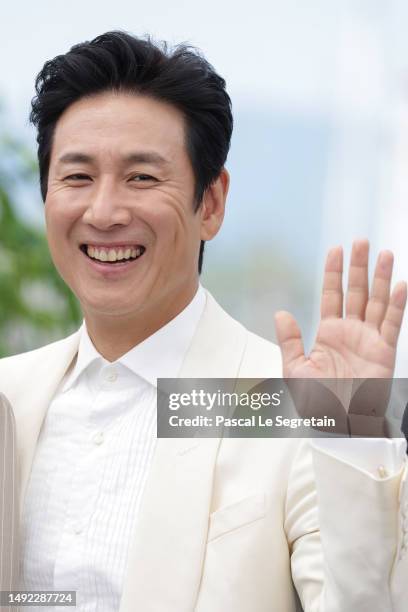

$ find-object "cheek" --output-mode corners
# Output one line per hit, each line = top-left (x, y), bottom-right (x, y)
(144, 194), (200, 244)
(152, 214), (200, 265)
(44, 201), (77, 267)
(45, 193), (80, 234)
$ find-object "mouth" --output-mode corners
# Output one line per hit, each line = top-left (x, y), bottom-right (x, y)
(79, 244), (146, 265)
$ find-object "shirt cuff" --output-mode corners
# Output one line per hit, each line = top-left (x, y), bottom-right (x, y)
(311, 437), (407, 478)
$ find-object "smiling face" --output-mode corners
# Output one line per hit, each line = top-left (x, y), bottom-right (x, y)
(45, 91), (226, 329)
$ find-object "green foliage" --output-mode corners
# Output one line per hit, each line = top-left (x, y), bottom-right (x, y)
(0, 128), (81, 357)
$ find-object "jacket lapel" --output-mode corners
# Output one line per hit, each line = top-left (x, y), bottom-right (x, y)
(1, 331), (81, 516)
(118, 292), (248, 611)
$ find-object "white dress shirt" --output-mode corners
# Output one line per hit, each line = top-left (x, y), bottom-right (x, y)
(21, 286), (206, 612)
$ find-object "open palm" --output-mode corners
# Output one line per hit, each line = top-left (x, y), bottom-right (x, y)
(275, 240), (407, 380)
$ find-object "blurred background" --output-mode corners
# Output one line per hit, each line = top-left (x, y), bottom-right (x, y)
(1, 0), (407, 374)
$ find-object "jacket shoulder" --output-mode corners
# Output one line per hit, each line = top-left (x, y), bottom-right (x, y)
(240, 330), (282, 378)
(203, 289), (282, 378)
(0, 330), (81, 371)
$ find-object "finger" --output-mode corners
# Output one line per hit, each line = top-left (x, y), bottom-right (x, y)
(321, 246), (343, 319)
(346, 239), (369, 320)
(365, 250), (393, 329)
(380, 281), (407, 347)
(274, 311), (305, 367)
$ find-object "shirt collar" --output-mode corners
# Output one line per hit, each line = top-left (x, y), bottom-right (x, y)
(62, 285), (206, 391)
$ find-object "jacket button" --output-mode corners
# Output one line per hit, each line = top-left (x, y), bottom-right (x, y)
(93, 431), (105, 445)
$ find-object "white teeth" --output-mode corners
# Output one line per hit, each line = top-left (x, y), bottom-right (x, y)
(85, 245), (144, 262)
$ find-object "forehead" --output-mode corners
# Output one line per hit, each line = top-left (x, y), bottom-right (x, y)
(51, 91), (187, 163)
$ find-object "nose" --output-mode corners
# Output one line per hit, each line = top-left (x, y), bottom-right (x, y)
(82, 178), (132, 229)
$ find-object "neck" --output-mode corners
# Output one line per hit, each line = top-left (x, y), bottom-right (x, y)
(83, 284), (199, 362)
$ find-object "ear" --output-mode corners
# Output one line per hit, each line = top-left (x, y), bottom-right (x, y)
(199, 168), (230, 241)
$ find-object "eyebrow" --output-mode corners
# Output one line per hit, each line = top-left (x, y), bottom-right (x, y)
(57, 151), (170, 166)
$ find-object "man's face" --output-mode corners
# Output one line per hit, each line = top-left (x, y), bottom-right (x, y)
(46, 91), (211, 322)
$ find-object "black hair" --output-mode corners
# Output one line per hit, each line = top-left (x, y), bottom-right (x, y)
(29, 30), (233, 273)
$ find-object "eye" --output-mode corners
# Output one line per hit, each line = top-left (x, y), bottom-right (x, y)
(64, 173), (92, 181)
(130, 174), (157, 183)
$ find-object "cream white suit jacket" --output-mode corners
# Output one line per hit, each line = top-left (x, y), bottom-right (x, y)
(0, 291), (407, 612)
(0, 393), (19, 610)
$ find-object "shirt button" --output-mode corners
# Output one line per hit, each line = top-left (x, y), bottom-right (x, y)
(104, 368), (118, 382)
(93, 431), (105, 445)
(377, 465), (388, 479)
(74, 526), (83, 535)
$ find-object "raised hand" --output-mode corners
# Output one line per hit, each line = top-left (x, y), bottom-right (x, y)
(274, 240), (407, 380)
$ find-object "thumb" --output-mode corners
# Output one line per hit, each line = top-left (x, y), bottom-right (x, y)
(274, 310), (305, 368)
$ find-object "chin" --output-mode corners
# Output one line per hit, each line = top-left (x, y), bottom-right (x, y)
(83, 296), (146, 318)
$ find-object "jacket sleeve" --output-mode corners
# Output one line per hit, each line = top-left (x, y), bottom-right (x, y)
(285, 439), (408, 612)
(0, 393), (20, 602)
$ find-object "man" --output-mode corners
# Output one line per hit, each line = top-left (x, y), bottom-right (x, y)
(0, 31), (407, 611)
